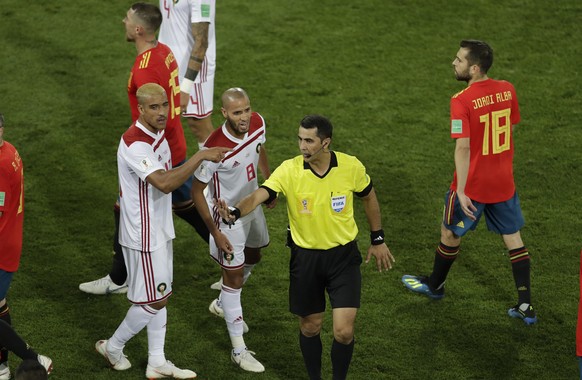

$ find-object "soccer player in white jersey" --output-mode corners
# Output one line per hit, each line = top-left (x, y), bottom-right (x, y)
(191, 88), (275, 373)
(96, 83), (228, 379)
(158, 0), (216, 148)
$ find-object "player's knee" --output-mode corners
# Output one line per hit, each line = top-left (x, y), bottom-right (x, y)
(441, 224), (460, 244)
(300, 318), (323, 337)
(244, 248), (262, 265)
(333, 325), (355, 344)
(223, 270), (244, 289)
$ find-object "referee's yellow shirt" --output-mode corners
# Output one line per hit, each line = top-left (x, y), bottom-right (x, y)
(263, 151), (371, 250)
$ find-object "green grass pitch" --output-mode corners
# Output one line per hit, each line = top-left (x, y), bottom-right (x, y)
(0, 0), (581, 379)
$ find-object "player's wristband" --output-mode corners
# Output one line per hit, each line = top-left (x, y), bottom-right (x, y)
(180, 78), (194, 94)
(370, 229), (385, 246)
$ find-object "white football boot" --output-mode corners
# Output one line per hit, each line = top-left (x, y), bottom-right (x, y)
(79, 275), (128, 295)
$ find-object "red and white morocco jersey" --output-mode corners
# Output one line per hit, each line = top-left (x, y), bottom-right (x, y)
(194, 112), (266, 223)
(117, 121), (175, 252)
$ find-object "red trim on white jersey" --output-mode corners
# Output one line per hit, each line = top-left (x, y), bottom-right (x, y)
(139, 179), (149, 252)
(221, 129), (265, 163)
(123, 124), (156, 146)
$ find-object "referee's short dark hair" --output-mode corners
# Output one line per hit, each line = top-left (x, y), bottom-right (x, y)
(300, 114), (333, 140)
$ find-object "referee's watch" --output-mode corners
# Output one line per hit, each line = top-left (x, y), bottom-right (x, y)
(222, 206), (241, 227)
(228, 206), (241, 221)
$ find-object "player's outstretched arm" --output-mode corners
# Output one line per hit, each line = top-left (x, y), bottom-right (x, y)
(215, 187), (271, 224)
(361, 187), (395, 272)
(258, 146), (277, 209)
(147, 146), (229, 194)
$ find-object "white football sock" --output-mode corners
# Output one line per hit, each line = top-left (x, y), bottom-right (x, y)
(147, 306), (167, 367)
(220, 285), (245, 348)
(109, 304), (158, 351)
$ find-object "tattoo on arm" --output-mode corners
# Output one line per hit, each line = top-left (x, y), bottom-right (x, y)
(185, 68), (199, 81)
(189, 56), (204, 63)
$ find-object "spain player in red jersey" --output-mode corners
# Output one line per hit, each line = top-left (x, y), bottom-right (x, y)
(79, 2), (210, 296)
(402, 40), (536, 325)
(0, 114), (53, 377)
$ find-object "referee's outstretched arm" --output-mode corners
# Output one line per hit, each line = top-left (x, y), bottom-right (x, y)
(215, 187), (270, 224)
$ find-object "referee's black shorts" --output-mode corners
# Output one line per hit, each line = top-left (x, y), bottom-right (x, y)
(288, 240), (362, 317)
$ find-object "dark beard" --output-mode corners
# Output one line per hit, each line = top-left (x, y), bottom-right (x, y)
(455, 68), (471, 82)
(226, 118), (245, 138)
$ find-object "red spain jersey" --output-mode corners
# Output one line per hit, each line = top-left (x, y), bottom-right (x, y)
(450, 79), (521, 203)
(128, 42), (186, 166)
(0, 141), (24, 271)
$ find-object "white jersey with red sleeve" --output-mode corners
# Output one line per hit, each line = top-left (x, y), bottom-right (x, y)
(194, 112), (266, 224)
(117, 121), (175, 252)
(158, 0), (216, 85)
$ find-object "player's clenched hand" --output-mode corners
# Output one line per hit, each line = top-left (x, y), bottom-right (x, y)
(180, 91), (189, 113)
(366, 243), (395, 272)
(214, 230), (234, 254)
(202, 147), (231, 163)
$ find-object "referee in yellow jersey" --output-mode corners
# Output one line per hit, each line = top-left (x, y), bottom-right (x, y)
(216, 114), (395, 380)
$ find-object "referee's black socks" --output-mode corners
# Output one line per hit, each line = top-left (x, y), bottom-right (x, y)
(331, 338), (354, 380)
(299, 332), (322, 380)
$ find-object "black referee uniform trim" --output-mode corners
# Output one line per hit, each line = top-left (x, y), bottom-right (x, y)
(355, 180), (373, 198)
(260, 185), (278, 204)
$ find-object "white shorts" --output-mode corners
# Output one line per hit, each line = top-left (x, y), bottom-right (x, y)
(183, 79), (214, 119)
(210, 207), (269, 270)
(123, 241), (173, 304)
